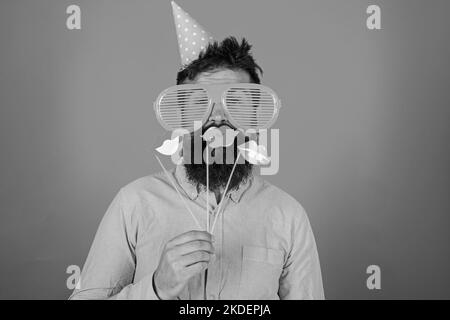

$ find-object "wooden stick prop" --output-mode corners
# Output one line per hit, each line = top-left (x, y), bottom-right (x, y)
(206, 144), (209, 232)
(204, 145), (209, 301)
(210, 140), (271, 235)
(202, 127), (238, 231)
(210, 152), (240, 235)
(154, 137), (202, 230)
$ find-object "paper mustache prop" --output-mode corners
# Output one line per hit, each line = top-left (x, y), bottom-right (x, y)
(202, 127), (240, 148)
(154, 131), (272, 234)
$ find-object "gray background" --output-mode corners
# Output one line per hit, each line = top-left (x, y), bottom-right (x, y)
(0, 0), (449, 299)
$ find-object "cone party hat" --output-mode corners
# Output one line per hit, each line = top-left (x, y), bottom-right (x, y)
(171, 1), (215, 67)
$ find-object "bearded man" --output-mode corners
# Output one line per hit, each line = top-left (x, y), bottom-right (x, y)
(70, 2), (324, 300)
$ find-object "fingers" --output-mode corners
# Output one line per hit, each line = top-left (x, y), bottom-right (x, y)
(174, 239), (215, 256)
(167, 230), (213, 248)
(179, 251), (213, 267)
(184, 261), (209, 274)
(158, 231), (215, 285)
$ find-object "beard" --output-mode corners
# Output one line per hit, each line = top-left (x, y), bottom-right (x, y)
(183, 124), (253, 193)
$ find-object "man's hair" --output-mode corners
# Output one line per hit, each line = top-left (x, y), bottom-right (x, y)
(176, 36), (263, 84)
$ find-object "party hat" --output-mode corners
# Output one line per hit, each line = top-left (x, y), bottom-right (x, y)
(171, 1), (214, 67)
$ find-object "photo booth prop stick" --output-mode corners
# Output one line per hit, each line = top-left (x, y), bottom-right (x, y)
(210, 140), (271, 234)
(154, 138), (201, 230)
(206, 143), (210, 233)
(202, 127), (240, 232)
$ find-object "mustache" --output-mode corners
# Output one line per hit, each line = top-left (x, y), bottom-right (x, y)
(201, 121), (237, 133)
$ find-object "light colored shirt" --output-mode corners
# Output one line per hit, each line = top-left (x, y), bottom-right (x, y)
(69, 165), (324, 300)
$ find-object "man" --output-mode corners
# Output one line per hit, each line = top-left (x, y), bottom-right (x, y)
(70, 3), (324, 300)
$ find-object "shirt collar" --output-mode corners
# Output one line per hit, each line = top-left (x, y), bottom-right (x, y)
(174, 165), (254, 204)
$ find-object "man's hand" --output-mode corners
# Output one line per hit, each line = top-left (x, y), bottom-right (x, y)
(153, 230), (215, 300)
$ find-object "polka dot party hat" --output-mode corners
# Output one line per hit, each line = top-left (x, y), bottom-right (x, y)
(171, 1), (214, 68)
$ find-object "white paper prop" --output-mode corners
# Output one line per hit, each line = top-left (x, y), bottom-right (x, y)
(155, 136), (181, 156)
(237, 140), (271, 165)
(202, 127), (240, 148)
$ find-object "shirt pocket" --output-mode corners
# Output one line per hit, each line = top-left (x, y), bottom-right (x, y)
(238, 245), (284, 300)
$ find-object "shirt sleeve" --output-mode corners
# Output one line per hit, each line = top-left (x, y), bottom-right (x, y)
(69, 188), (159, 300)
(278, 203), (325, 300)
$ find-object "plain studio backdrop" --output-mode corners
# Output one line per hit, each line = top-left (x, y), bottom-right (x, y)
(0, 0), (449, 299)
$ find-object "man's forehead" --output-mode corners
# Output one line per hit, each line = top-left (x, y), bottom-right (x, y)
(185, 68), (251, 85)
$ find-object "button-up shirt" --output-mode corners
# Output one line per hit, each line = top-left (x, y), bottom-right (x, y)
(69, 165), (324, 300)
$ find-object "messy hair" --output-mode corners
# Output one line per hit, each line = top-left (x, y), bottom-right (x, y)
(176, 36), (263, 84)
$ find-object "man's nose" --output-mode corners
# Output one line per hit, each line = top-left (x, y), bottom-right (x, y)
(208, 102), (227, 123)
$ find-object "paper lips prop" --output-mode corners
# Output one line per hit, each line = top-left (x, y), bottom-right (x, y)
(155, 136), (182, 156)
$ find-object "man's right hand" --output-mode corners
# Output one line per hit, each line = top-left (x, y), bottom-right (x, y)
(153, 230), (215, 300)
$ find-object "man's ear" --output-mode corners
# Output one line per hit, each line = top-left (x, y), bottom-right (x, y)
(179, 136), (184, 157)
(171, 137), (184, 165)
(170, 129), (189, 165)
